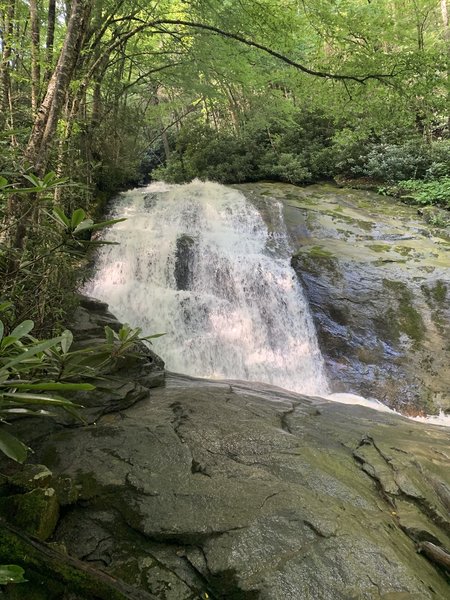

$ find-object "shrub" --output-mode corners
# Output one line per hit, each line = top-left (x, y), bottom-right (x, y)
(394, 177), (450, 208)
(362, 142), (431, 182)
(426, 141), (450, 179)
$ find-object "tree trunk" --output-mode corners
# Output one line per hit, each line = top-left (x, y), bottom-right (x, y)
(30, 0), (41, 114)
(441, 0), (450, 131)
(0, 0), (16, 134)
(25, 0), (92, 175)
(7, 0), (91, 251)
(44, 0), (56, 83)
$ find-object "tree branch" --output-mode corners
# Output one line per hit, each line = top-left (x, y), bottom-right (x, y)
(98, 19), (395, 86)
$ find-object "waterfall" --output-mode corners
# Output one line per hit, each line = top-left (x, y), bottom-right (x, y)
(85, 180), (330, 396)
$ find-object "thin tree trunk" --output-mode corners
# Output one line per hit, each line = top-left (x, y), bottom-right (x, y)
(8, 0), (92, 251)
(0, 0), (16, 133)
(30, 0), (41, 113)
(441, 0), (450, 131)
(44, 0), (56, 83)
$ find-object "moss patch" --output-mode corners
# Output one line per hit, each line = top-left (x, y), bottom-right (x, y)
(0, 488), (59, 541)
(368, 244), (391, 253)
(306, 245), (335, 259)
(431, 280), (447, 303)
(382, 280), (426, 345)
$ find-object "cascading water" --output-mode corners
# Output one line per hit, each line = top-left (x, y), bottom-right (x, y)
(85, 180), (330, 396)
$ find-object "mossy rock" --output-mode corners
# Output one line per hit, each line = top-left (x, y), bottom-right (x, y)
(7, 464), (52, 492)
(0, 488), (59, 541)
(382, 280), (426, 345)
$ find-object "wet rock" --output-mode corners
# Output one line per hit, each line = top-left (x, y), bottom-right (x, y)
(0, 487), (59, 540)
(64, 295), (166, 424)
(238, 182), (450, 415)
(1, 296), (449, 598)
(7, 464), (52, 491)
(13, 374), (450, 599)
(174, 234), (196, 290)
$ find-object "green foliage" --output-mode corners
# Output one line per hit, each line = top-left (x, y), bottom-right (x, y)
(153, 109), (335, 184)
(425, 141), (450, 179)
(0, 308), (163, 464)
(362, 142), (432, 182)
(0, 174), (126, 332)
(0, 310), (89, 462)
(104, 324), (165, 359)
(383, 178), (450, 209)
(0, 564), (26, 585)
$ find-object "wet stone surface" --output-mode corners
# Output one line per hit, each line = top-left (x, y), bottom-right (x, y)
(2, 300), (449, 599)
(10, 373), (450, 599)
(237, 183), (450, 416)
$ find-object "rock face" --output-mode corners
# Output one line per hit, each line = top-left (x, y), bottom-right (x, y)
(174, 234), (197, 290)
(237, 183), (450, 416)
(68, 295), (165, 423)
(2, 301), (449, 600)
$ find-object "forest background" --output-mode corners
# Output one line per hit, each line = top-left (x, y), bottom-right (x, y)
(0, 0), (449, 332)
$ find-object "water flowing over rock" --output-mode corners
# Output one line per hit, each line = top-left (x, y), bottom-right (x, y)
(85, 181), (328, 397)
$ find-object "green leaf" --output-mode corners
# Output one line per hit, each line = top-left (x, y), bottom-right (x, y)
(0, 176), (8, 188)
(0, 429), (28, 463)
(1, 392), (77, 406)
(10, 320), (34, 340)
(144, 332), (166, 340)
(43, 171), (56, 185)
(0, 336), (20, 350)
(0, 321), (3, 342)
(0, 337), (62, 374)
(73, 219), (94, 234)
(61, 330), (73, 354)
(0, 302), (13, 313)
(4, 382), (94, 391)
(88, 217), (127, 231)
(23, 173), (41, 187)
(70, 208), (86, 229)
(52, 206), (70, 228)
(104, 326), (116, 344)
(78, 240), (120, 246)
(0, 564), (27, 584)
(1, 408), (55, 417)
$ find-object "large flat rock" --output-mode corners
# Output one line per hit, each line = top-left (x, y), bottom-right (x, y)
(12, 373), (448, 599)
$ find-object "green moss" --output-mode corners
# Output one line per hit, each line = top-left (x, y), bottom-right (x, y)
(421, 280), (448, 306)
(399, 303), (425, 344)
(368, 244), (390, 253)
(382, 280), (425, 345)
(432, 280), (447, 303)
(0, 525), (131, 600)
(307, 245), (335, 259)
(0, 488), (59, 541)
(393, 245), (413, 256)
(333, 212), (374, 231)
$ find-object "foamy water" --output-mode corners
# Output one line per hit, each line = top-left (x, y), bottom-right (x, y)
(86, 180), (328, 396)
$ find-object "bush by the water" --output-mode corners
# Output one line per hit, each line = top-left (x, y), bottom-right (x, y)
(152, 111), (335, 185)
(383, 177), (450, 209)
(152, 115), (450, 210)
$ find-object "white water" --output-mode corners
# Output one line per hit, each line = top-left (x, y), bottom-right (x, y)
(86, 180), (450, 426)
(86, 180), (329, 396)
